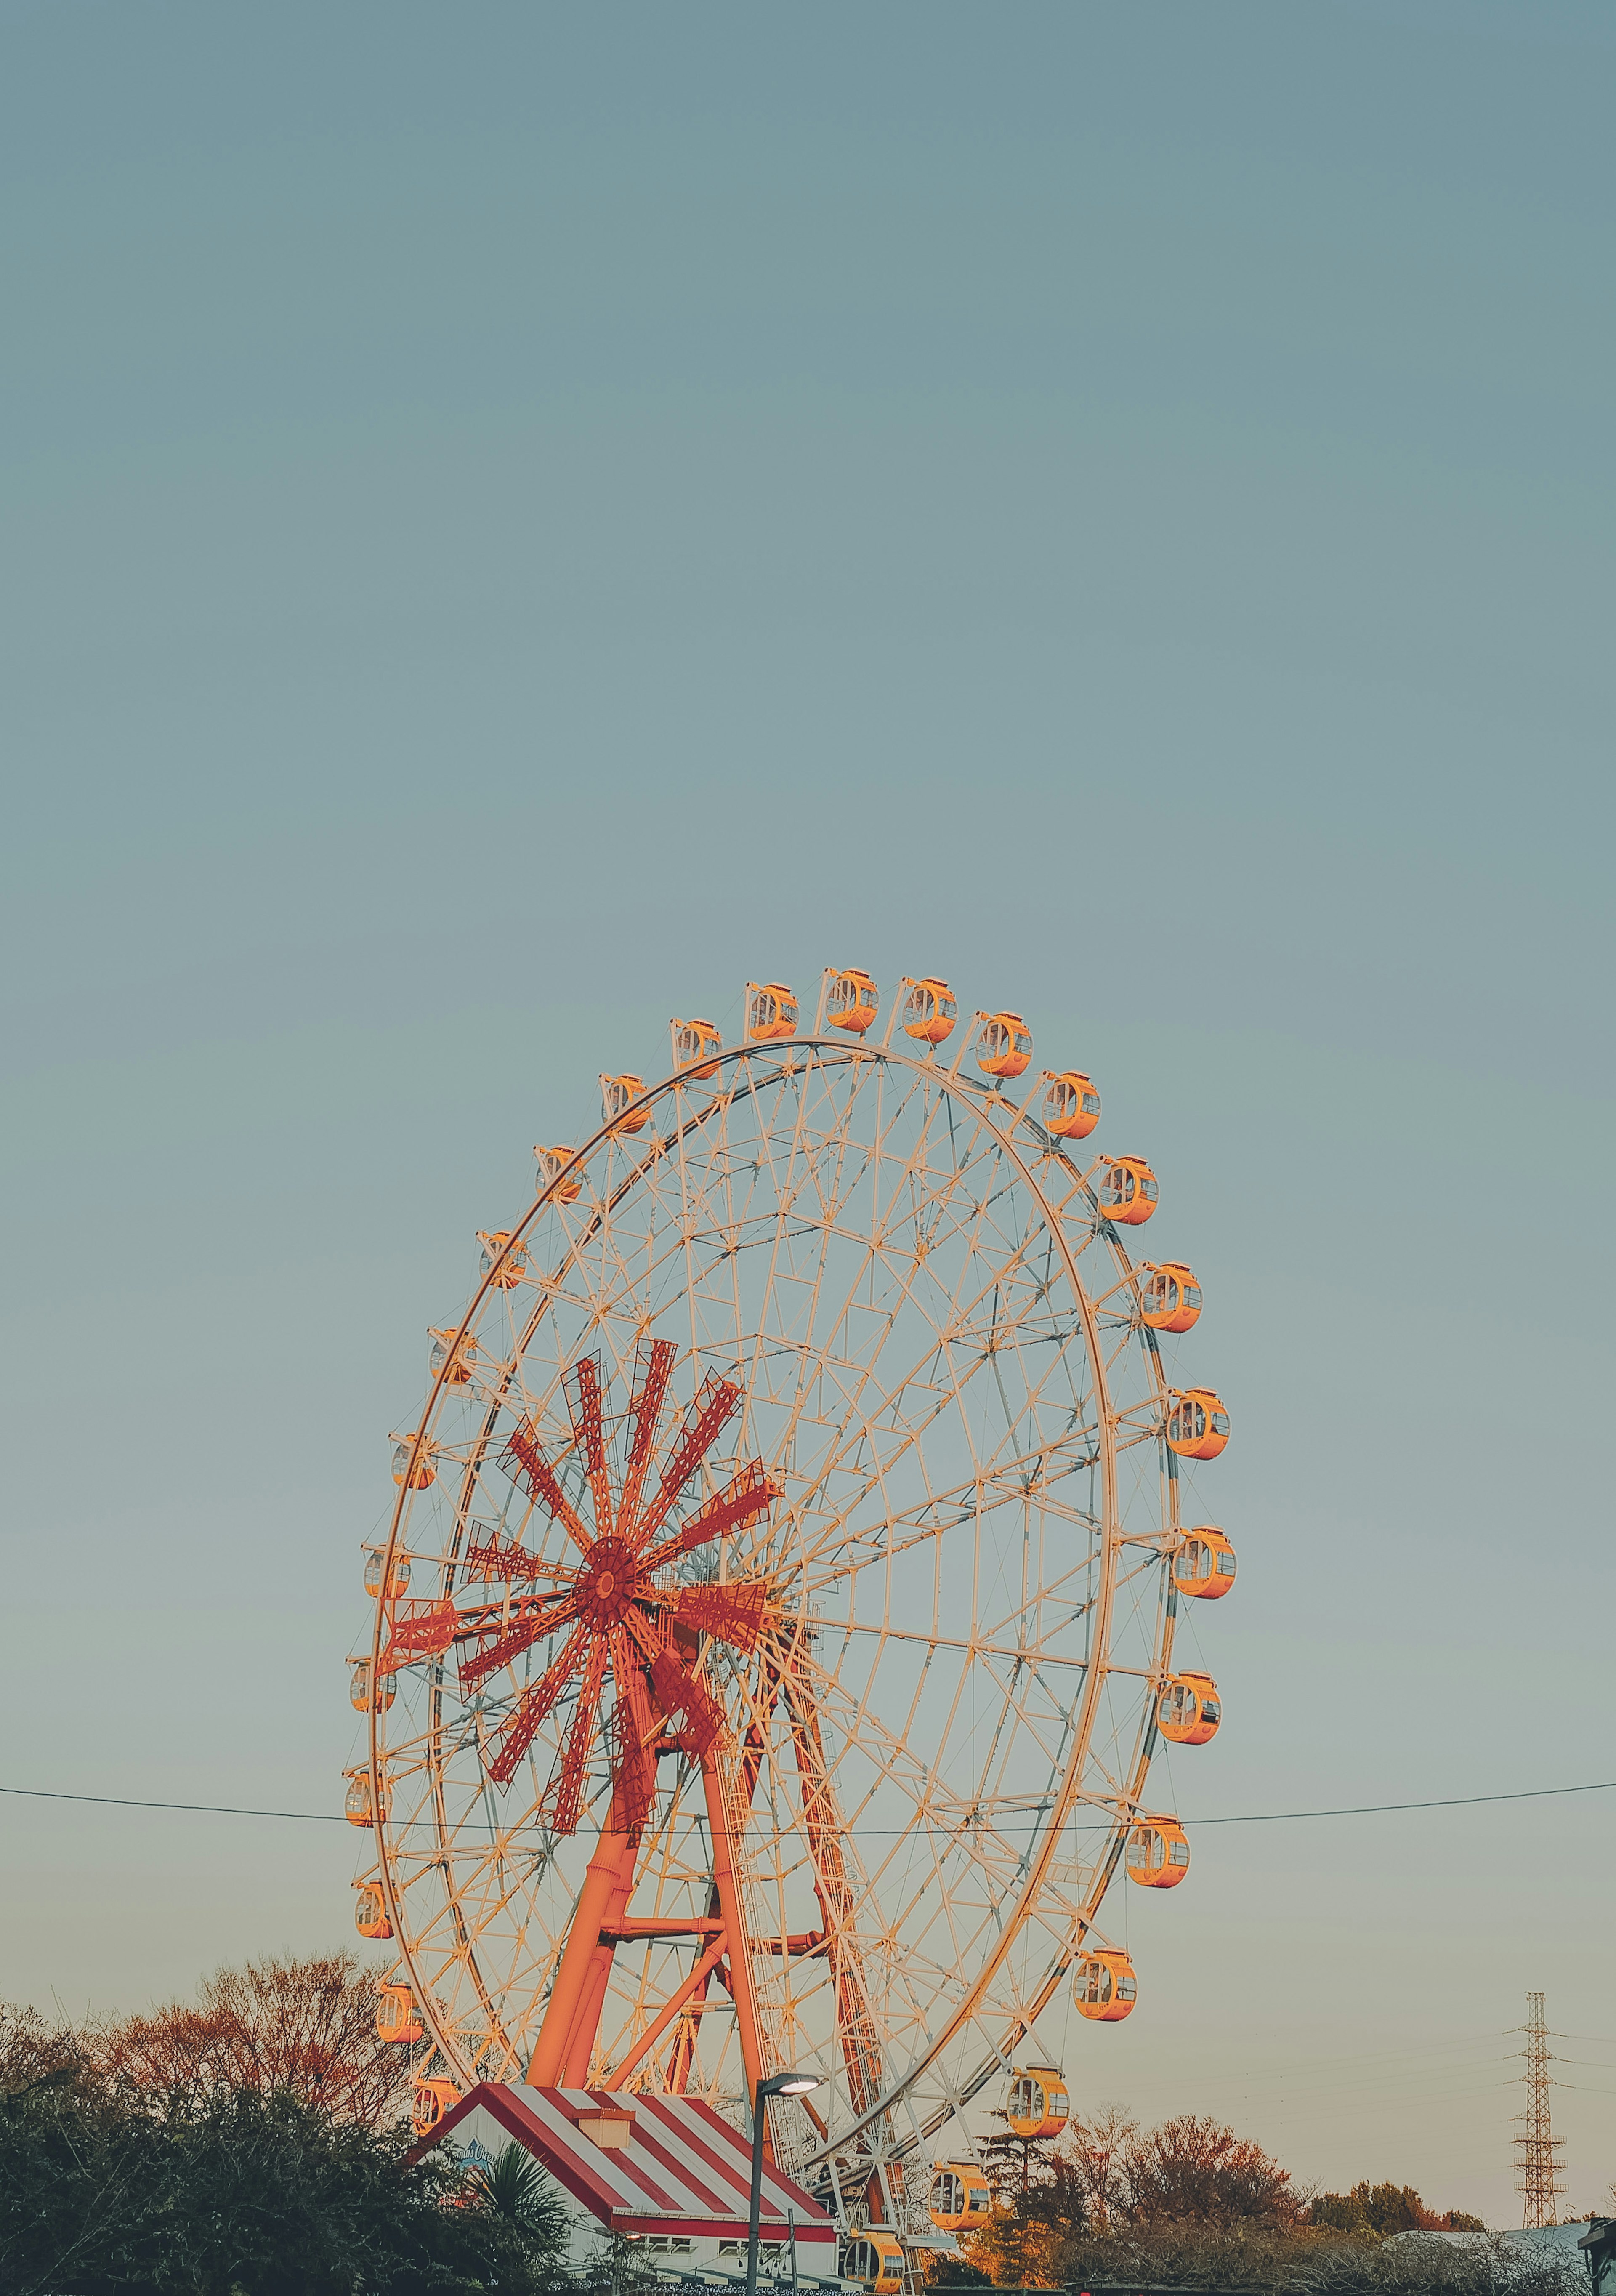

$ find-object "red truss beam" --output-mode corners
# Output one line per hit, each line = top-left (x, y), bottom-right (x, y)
(633, 1374), (742, 1551)
(650, 1648), (725, 1756)
(500, 1423), (590, 1554)
(611, 1660), (658, 1842)
(551, 1631), (610, 1833)
(640, 1462), (781, 1575)
(567, 1355), (615, 1543)
(665, 1578), (769, 1654)
(484, 1622), (589, 1787)
(381, 1598), (459, 1665)
(617, 1338), (676, 1538)
(457, 1593), (576, 1688)
(462, 1531), (547, 1582)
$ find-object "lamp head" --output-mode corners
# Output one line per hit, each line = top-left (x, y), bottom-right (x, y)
(763, 2070), (823, 2097)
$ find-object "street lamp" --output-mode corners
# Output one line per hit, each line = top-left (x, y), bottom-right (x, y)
(745, 2071), (824, 2296)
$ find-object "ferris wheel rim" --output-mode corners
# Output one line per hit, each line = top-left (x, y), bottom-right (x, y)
(361, 1028), (1187, 2163)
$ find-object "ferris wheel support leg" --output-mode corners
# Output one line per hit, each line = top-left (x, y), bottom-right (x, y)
(558, 1822), (643, 2086)
(699, 1742), (768, 2141)
(526, 1794), (642, 2087)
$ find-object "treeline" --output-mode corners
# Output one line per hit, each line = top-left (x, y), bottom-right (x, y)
(0, 1958), (579, 2294)
(944, 2107), (1579, 2296)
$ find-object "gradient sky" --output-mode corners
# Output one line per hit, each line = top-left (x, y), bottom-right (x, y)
(3, 0), (1613, 2228)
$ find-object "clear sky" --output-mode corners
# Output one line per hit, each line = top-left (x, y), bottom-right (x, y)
(3, 0), (1613, 2228)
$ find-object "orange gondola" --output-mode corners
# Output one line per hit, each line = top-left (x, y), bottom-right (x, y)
(599, 1077), (650, 1134)
(412, 2078), (461, 2136)
(745, 982), (799, 1041)
(973, 1011), (1033, 1082)
(478, 1230), (531, 1285)
(1139, 1262), (1202, 1333)
(929, 2163), (994, 2232)
(354, 1881), (393, 1940)
(842, 2235), (906, 2295)
(375, 1983), (423, 2045)
(345, 1769), (389, 1828)
(1006, 2066), (1069, 2140)
(363, 1546), (412, 1600)
(1157, 1671), (1221, 1745)
(391, 1438), (437, 1491)
(1074, 1949), (1137, 2022)
(1041, 1070), (1102, 1139)
(1098, 1157), (1158, 1226)
(1172, 1527), (1237, 1599)
(1166, 1387), (1230, 1461)
(671, 1017), (723, 1078)
(1126, 1816), (1190, 1889)
(899, 977), (957, 1046)
(349, 1658), (397, 1713)
(428, 1328), (474, 1385)
(534, 1145), (584, 1202)
(825, 968), (880, 1035)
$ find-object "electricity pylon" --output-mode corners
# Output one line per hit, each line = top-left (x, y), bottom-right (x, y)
(1512, 1991), (1565, 2228)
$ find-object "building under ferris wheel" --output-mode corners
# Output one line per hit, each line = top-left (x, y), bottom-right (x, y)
(346, 968), (1236, 2279)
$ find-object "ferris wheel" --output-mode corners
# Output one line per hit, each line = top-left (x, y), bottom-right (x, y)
(346, 970), (1236, 2228)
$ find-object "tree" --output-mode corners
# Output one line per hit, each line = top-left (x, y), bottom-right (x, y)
(1114, 2114), (1297, 2230)
(961, 2157), (1088, 2287)
(1063, 2104), (1139, 2232)
(0, 2070), (570, 2294)
(1309, 2183), (1487, 2235)
(89, 1951), (408, 2126)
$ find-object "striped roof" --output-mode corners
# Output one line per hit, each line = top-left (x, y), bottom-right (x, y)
(421, 2083), (838, 2243)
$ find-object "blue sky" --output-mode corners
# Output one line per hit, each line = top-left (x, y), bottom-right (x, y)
(3, 0), (1613, 2224)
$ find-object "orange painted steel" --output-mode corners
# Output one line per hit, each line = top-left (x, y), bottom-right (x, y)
(843, 2234), (906, 2294)
(600, 1075), (650, 1133)
(929, 2161), (994, 2230)
(391, 1438), (437, 1491)
(825, 968), (880, 1033)
(1166, 1386), (1231, 1461)
(1173, 1526), (1237, 1598)
(345, 1769), (387, 1827)
(973, 1010), (1034, 1081)
(534, 1145), (583, 1202)
(477, 1231), (529, 1287)
(376, 1982), (423, 2045)
(411, 2078), (460, 2136)
(428, 1328), (474, 1385)
(1139, 1261), (1202, 1333)
(1098, 1156), (1159, 1225)
(1006, 2064), (1070, 2139)
(1073, 1947), (1137, 2021)
(745, 981), (799, 1040)
(1040, 1069), (1102, 1139)
(363, 1545), (410, 1600)
(671, 1016), (723, 1077)
(354, 1881), (393, 1939)
(1125, 1817), (1190, 1888)
(1158, 1671), (1221, 1745)
(899, 976), (957, 1045)
(349, 1658), (396, 1713)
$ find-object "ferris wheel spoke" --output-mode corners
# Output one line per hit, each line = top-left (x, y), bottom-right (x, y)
(483, 1623), (590, 1788)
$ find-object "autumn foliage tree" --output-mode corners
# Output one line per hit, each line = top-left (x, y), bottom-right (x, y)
(87, 1950), (408, 2126)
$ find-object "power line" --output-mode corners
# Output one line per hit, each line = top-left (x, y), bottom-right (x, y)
(4, 1775), (1616, 1829)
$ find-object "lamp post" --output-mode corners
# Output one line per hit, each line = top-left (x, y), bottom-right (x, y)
(746, 2072), (823, 2296)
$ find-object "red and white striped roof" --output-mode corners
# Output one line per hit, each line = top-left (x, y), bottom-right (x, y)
(418, 2083), (838, 2244)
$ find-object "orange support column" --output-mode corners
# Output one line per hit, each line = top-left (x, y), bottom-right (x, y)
(700, 1742), (766, 2118)
(527, 1797), (640, 2087)
(559, 1820), (641, 2084)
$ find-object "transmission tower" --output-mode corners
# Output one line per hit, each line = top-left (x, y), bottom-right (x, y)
(1513, 1991), (1565, 2227)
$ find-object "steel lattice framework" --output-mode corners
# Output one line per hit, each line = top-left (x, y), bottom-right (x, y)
(351, 990), (1228, 2227)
